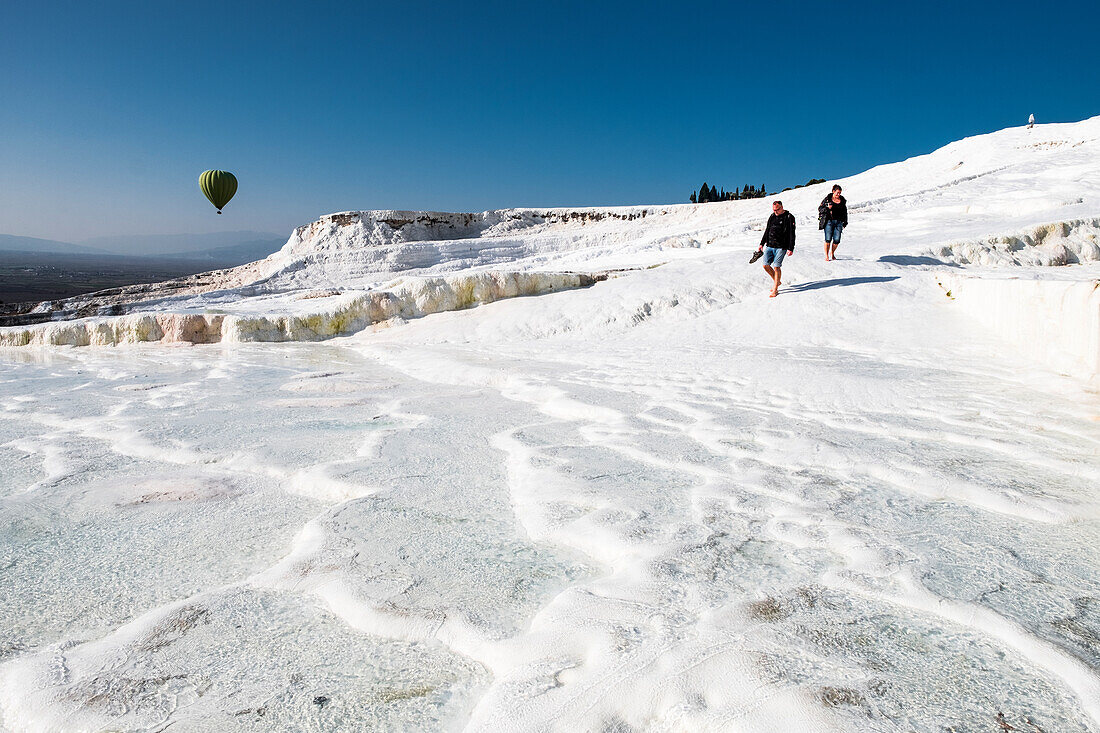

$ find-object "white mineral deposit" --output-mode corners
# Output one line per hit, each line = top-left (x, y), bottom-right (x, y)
(1, 118), (1099, 732)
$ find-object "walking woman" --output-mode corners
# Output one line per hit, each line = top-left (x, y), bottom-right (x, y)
(818, 184), (848, 261)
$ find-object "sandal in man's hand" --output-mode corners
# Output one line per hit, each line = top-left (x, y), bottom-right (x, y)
(749, 249), (764, 264)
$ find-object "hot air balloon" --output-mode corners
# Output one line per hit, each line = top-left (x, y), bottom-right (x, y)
(199, 170), (238, 214)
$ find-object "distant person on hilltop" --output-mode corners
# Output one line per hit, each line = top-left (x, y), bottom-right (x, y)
(754, 200), (796, 298)
(818, 184), (848, 261)
(1029, 113), (1035, 129)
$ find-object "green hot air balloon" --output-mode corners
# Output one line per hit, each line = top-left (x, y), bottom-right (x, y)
(199, 170), (238, 214)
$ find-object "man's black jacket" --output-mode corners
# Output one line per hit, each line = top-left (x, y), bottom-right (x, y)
(760, 211), (796, 252)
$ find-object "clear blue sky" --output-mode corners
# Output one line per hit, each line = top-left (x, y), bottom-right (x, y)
(3, 0), (1097, 243)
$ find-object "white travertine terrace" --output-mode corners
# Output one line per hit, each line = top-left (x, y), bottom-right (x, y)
(3, 118), (1100, 733)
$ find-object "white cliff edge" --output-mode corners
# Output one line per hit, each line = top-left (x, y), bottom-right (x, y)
(0, 271), (602, 347)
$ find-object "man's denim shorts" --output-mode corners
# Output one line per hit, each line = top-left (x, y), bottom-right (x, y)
(763, 246), (787, 267)
(824, 220), (844, 244)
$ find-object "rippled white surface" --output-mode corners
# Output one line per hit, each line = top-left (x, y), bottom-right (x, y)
(2, 260), (1099, 731)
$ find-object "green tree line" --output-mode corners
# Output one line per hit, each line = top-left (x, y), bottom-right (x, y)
(689, 178), (826, 203)
(690, 183), (767, 203)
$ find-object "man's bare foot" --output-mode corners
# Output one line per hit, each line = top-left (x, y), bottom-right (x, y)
(769, 289), (778, 298)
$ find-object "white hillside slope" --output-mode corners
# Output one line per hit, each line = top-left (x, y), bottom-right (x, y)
(1, 119), (1099, 733)
(3, 116), (1100, 379)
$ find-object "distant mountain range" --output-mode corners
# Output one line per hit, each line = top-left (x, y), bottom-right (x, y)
(0, 231), (286, 267)
(0, 234), (109, 255)
(170, 238), (288, 264)
(78, 230), (284, 256)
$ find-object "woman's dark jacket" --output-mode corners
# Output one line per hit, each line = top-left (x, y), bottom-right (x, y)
(818, 194), (848, 229)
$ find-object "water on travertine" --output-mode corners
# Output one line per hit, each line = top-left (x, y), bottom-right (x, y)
(2, 307), (1098, 732)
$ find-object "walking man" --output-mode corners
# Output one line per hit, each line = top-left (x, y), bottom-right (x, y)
(755, 200), (796, 297)
(818, 184), (848, 261)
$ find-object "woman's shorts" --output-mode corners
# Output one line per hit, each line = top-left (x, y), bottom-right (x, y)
(824, 220), (844, 244)
(763, 246), (787, 267)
